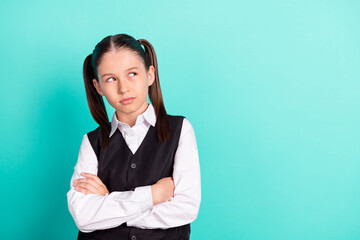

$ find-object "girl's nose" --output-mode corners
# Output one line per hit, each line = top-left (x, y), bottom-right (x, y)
(118, 79), (129, 94)
(119, 86), (129, 94)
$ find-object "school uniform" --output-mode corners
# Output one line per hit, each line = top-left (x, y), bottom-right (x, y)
(66, 103), (201, 240)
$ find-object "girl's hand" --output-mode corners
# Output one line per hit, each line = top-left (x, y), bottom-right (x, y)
(73, 172), (109, 196)
(151, 177), (175, 205)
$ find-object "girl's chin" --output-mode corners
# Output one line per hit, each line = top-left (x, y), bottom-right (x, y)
(115, 105), (137, 112)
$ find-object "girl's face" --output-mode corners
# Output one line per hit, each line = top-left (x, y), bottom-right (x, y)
(93, 48), (155, 126)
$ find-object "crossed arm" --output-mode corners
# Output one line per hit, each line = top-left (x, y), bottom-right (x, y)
(66, 118), (201, 232)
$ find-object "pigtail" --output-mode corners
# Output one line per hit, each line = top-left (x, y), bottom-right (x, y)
(138, 39), (171, 143)
(83, 53), (111, 149)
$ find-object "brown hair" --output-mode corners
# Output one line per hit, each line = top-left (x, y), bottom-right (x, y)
(83, 34), (170, 150)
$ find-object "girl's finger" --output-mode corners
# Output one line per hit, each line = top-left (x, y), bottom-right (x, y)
(75, 179), (99, 193)
(76, 176), (101, 188)
(75, 186), (90, 195)
(81, 172), (104, 186)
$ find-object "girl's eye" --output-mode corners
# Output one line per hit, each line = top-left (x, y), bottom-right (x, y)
(106, 73), (136, 82)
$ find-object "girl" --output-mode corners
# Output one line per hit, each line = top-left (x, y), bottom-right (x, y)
(66, 33), (201, 240)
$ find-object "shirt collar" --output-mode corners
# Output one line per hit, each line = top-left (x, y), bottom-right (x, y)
(109, 103), (156, 137)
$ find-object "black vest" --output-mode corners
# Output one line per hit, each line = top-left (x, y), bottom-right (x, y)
(77, 115), (191, 240)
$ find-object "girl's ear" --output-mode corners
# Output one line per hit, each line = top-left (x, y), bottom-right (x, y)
(147, 65), (155, 86)
(93, 79), (104, 96)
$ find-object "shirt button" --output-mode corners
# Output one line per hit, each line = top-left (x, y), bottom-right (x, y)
(131, 163), (137, 169)
(131, 236), (136, 240)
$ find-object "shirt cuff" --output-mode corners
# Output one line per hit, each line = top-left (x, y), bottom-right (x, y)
(133, 185), (153, 212)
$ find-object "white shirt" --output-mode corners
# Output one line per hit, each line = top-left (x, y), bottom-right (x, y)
(66, 103), (201, 232)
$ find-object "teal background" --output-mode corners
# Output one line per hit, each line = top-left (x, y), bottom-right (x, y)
(0, 0), (359, 239)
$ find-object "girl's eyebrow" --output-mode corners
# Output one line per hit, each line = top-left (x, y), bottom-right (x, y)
(101, 67), (138, 78)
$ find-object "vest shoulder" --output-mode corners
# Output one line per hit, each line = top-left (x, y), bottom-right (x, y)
(86, 121), (110, 142)
(85, 123), (111, 156)
(167, 115), (186, 132)
(167, 114), (186, 121)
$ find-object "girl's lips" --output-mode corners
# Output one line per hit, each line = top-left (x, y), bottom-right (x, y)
(120, 97), (135, 105)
